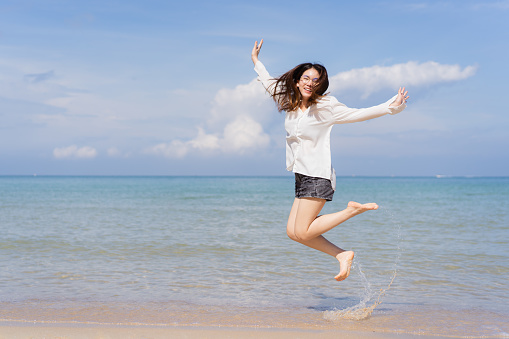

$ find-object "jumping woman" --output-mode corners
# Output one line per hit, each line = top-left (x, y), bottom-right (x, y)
(251, 39), (408, 282)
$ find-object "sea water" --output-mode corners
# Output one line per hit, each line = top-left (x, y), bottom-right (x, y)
(0, 176), (508, 337)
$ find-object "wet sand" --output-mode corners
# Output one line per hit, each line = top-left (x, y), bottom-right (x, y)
(0, 323), (449, 339)
(2, 300), (507, 338)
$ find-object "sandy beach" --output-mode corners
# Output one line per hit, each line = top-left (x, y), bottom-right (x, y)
(0, 323), (451, 339)
(2, 299), (505, 338)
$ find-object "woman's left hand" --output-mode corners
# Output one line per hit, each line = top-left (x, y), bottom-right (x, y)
(390, 87), (409, 107)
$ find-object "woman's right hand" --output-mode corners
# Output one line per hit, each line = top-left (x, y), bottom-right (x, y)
(251, 39), (263, 65)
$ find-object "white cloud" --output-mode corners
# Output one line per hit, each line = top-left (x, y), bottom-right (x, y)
(221, 116), (270, 153)
(107, 147), (131, 158)
(145, 140), (189, 158)
(45, 96), (75, 108)
(209, 78), (274, 127)
(147, 76), (275, 158)
(399, 2), (509, 12)
(329, 61), (477, 98)
(471, 1), (509, 10)
(53, 145), (97, 159)
(147, 116), (271, 158)
(187, 127), (220, 151)
(107, 147), (121, 157)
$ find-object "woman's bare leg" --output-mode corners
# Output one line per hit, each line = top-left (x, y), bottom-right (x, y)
(287, 197), (378, 281)
(294, 198), (378, 241)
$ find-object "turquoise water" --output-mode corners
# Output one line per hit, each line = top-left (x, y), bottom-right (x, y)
(0, 176), (508, 337)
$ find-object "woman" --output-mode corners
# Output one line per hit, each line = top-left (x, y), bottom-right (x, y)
(251, 39), (408, 282)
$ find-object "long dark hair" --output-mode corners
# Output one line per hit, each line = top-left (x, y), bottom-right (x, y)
(269, 63), (329, 112)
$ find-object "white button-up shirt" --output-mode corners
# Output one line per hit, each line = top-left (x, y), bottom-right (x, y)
(254, 61), (406, 189)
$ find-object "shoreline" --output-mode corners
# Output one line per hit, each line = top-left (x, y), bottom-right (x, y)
(0, 321), (452, 339)
(1, 300), (508, 338)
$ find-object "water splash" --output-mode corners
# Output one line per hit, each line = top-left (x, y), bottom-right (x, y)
(324, 206), (402, 321)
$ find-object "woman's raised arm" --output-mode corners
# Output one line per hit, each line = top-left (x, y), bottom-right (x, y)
(251, 39), (263, 65)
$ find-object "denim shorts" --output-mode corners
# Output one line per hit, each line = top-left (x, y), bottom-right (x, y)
(295, 173), (334, 201)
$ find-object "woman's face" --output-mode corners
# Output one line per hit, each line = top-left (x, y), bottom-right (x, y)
(297, 68), (320, 100)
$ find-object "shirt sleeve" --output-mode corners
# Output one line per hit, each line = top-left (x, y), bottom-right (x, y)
(329, 95), (407, 124)
(254, 61), (277, 96)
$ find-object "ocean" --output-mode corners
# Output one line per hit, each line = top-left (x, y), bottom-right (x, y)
(0, 176), (508, 337)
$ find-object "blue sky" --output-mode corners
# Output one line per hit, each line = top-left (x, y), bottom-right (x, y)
(1, 0), (508, 176)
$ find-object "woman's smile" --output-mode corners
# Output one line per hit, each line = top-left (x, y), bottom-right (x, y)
(297, 68), (320, 100)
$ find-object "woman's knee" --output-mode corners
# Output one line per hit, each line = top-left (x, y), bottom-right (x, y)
(294, 228), (313, 241)
(286, 227), (299, 241)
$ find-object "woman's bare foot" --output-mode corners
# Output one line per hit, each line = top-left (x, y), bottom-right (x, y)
(335, 250), (354, 281)
(331, 202), (377, 281)
(347, 201), (378, 216)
